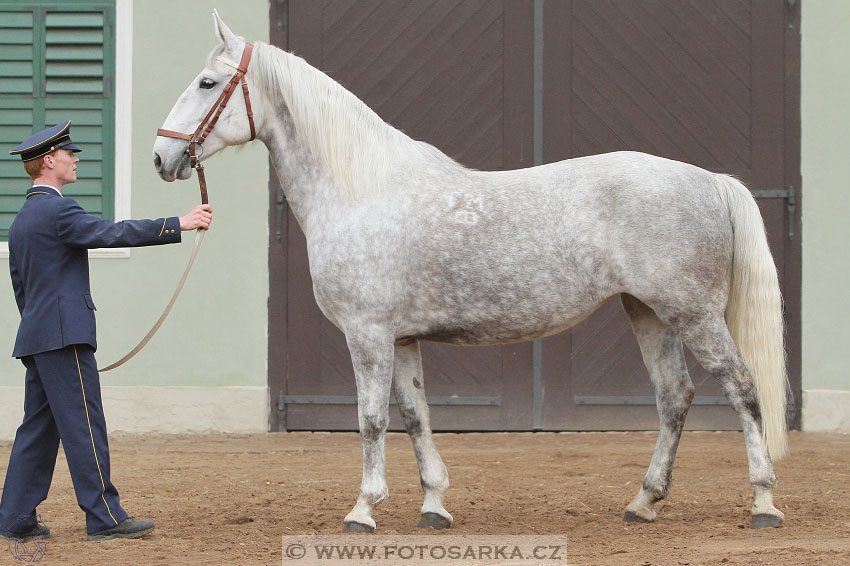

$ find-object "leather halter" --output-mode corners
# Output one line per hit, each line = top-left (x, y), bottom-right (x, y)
(156, 42), (256, 205)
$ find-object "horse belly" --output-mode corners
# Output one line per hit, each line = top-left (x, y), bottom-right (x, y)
(401, 254), (611, 346)
(407, 304), (600, 346)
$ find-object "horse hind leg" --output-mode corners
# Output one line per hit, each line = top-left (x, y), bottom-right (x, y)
(676, 313), (783, 529)
(621, 294), (695, 523)
(391, 341), (452, 529)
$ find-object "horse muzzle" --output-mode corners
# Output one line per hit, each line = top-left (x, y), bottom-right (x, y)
(152, 148), (192, 182)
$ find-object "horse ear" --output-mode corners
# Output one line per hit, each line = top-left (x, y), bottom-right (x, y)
(212, 9), (239, 51)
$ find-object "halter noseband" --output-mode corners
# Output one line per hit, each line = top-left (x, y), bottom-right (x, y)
(156, 42), (256, 205)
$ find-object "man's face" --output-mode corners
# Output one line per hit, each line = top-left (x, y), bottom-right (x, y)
(47, 149), (78, 185)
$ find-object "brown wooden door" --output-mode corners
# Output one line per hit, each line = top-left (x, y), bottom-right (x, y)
(267, 0), (801, 432)
(269, 0), (538, 431)
(539, 0), (800, 430)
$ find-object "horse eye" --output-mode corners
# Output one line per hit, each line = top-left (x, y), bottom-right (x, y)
(199, 78), (216, 89)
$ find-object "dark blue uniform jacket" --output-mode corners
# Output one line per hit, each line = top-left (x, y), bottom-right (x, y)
(8, 186), (181, 358)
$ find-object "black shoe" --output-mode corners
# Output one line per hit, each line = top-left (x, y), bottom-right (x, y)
(0, 523), (51, 542)
(87, 518), (154, 541)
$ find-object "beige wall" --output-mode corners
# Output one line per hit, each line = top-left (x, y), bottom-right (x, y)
(1, 0), (270, 437)
(800, 0), (850, 430)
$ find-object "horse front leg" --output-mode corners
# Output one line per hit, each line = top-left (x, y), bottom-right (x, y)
(343, 331), (395, 533)
(391, 341), (452, 529)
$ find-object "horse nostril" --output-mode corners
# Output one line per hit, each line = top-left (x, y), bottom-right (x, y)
(153, 152), (162, 169)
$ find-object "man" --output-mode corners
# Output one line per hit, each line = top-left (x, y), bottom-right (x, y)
(0, 121), (212, 542)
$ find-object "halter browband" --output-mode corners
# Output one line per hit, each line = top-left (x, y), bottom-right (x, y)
(157, 42), (256, 205)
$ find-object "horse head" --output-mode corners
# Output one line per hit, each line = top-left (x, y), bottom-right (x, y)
(153, 11), (260, 182)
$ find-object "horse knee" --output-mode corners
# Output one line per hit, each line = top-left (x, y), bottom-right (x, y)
(668, 380), (694, 411)
(360, 413), (389, 442)
(676, 381), (694, 408)
(683, 382), (695, 404)
(402, 414), (423, 437)
(395, 399), (422, 436)
(657, 380), (694, 429)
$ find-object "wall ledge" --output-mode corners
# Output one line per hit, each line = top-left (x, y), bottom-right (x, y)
(5, 386), (846, 438)
(0, 386), (268, 440)
(802, 389), (850, 433)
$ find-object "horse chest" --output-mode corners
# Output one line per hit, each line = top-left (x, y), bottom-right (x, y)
(305, 232), (405, 320)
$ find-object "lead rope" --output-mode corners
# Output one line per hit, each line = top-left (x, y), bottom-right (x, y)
(98, 228), (205, 372)
(99, 164), (210, 373)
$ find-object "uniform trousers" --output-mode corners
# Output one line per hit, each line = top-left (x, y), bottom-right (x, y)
(0, 344), (127, 534)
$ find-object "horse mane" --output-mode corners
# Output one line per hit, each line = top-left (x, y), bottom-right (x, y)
(252, 41), (460, 196)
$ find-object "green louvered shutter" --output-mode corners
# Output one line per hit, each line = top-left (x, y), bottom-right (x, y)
(0, 1), (115, 240)
(0, 9), (36, 238)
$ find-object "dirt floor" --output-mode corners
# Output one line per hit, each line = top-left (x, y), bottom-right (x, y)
(0, 430), (848, 566)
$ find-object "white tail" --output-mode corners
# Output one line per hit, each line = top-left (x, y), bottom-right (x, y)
(713, 175), (788, 461)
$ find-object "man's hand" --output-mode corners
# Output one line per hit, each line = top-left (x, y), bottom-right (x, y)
(179, 204), (213, 231)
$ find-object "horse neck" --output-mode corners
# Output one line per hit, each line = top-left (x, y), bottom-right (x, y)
(254, 44), (453, 193)
(252, 42), (463, 231)
(257, 108), (343, 233)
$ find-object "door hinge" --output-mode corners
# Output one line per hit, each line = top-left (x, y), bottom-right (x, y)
(277, 390), (287, 432)
(786, 0), (798, 30)
(276, 0), (288, 32)
(275, 184), (287, 241)
(751, 187), (796, 240)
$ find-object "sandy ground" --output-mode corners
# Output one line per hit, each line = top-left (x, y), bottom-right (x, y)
(0, 431), (848, 565)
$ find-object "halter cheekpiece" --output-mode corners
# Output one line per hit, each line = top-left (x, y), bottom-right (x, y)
(156, 42), (256, 204)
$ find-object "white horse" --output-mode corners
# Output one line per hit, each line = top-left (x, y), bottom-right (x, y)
(154, 14), (789, 532)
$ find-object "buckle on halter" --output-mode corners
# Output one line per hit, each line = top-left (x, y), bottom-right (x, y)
(189, 143), (205, 168)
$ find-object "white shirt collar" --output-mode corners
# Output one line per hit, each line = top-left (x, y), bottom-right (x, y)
(32, 185), (63, 197)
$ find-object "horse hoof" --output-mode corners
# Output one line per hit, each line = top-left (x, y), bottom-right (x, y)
(418, 512), (452, 530)
(623, 511), (653, 523)
(750, 513), (783, 529)
(343, 521), (375, 533)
